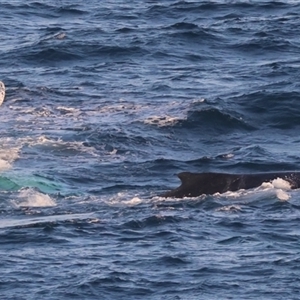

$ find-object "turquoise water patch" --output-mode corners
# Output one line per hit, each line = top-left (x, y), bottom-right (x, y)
(0, 172), (70, 195)
(0, 176), (20, 191)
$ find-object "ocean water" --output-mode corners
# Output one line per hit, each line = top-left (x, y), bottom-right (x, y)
(1, 1), (300, 299)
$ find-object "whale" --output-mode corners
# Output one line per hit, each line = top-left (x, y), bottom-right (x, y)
(161, 171), (300, 198)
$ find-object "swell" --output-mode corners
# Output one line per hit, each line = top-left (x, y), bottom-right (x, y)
(175, 108), (254, 132)
(232, 91), (300, 129)
(147, 1), (295, 16)
(162, 22), (221, 42)
(9, 42), (148, 66)
(2, 2), (88, 18)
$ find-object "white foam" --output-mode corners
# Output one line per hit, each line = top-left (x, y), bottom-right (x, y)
(33, 135), (98, 157)
(141, 97), (208, 127)
(153, 194), (207, 203)
(84, 99), (189, 127)
(122, 197), (143, 206)
(0, 159), (11, 172)
(12, 188), (56, 208)
(96, 103), (146, 114)
(36, 135), (52, 144)
(144, 115), (181, 127)
(218, 190), (247, 198)
(0, 139), (21, 172)
(216, 205), (242, 212)
(56, 106), (80, 114)
(104, 193), (144, 207)
(0, 81), (5, 106)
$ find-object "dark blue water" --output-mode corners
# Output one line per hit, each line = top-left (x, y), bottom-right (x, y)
(1, 1), (300, 299)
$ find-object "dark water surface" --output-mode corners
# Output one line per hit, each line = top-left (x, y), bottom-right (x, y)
(1, 1), (300, 299)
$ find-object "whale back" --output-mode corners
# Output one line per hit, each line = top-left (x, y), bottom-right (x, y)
(161, 172), (240, 198)
(161, 171), (300, 198)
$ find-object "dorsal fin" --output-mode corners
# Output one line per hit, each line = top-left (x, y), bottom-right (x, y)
(177, 172), (196, 185)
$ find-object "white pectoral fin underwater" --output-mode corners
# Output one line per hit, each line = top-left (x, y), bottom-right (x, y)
(0, 81), (5, 106)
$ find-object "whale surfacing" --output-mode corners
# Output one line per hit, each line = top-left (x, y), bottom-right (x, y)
(161, 172), (300, 198)
(0, 81), (5, 106)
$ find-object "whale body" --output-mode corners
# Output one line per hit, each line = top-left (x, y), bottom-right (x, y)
(161, 172), (300, 198)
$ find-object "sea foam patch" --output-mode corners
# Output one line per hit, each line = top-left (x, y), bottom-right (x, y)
(105, 192), (144, 207)
(144, 115), (181, 127)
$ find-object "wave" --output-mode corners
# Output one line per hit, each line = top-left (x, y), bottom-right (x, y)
(180, 108), (253, 131)
(0, 176), (19, 190)
(2, 2), (88, 17)
(234, 37), (297, 54)
(0, 212), (95, 229)
(163, 22), (222, 43)
(232, 91), (300, 129)
(23, 47), (82, 64)
(144, 107), (253, 132)
(148, 1), (295, 17)
(19, 43), (148, 65)
(0, 172), (68, 195)
(122, 214), (187, 230)
(163, 22), (199, 31)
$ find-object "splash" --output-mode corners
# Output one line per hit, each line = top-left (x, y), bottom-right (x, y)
(260, 178), (291, 201)
(12, 188), (56, 208)
(275, 189), (290, 201)
(0, 81), (5, 106)
(270, 177), (291, 190)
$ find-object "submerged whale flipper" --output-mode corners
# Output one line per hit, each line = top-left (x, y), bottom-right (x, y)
(0, 81), (5, 106)
(161, 171), (300, 198)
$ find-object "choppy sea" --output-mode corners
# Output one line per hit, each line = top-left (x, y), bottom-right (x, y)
(1, 1), (300, 299)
